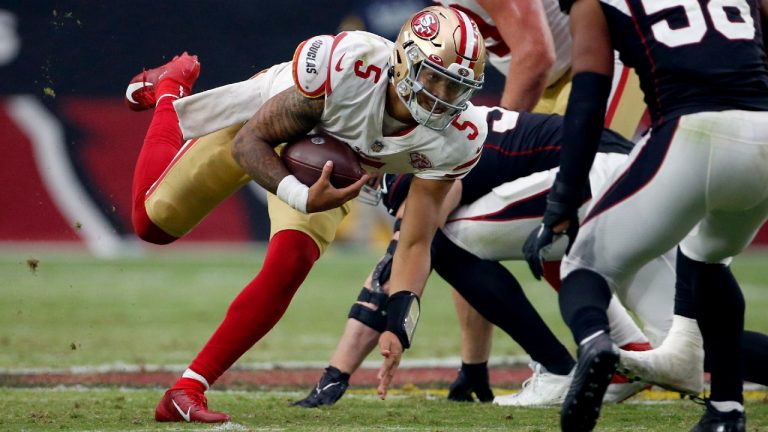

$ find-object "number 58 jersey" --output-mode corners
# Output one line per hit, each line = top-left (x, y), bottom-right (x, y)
(293, 31), (487, 180)
(588, 0), (768, 126)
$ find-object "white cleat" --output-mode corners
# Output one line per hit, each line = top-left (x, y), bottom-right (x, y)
(619, 315), (705, 396)
(603, 379), (650, 403)
(493, 362), (573, 407)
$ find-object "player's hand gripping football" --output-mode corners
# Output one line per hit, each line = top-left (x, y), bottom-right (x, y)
(307, 161), (370, 212)
(523, 179), (582, 280)
(377, 331), (403, 399)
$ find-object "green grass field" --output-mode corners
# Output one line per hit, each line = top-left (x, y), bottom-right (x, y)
(1, 245), (767, 431)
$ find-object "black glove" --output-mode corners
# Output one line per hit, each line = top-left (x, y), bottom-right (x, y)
(523, 179), (582, 280)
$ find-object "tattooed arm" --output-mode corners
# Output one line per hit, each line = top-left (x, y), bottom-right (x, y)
(232, 86), (324, 193)
(232, 85), (369, 213)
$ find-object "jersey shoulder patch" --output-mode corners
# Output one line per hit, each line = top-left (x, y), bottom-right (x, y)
(292, 35), (335, 98)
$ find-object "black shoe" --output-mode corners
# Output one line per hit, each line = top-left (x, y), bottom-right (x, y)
(690, 401), (746, 432)
(292, 366), (350, 408)
(447, 367), (494, 403)
(560, 332), (619, 432)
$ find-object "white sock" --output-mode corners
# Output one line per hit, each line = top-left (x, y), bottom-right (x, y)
(607, 295), (649, 347)
(182, 368), (210, 390)
(710, 400), (744, 413)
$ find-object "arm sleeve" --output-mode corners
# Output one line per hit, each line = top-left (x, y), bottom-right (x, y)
(557, 71), (612, 191)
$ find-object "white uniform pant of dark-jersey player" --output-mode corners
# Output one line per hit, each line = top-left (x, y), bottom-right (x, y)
(562, 110), (768, 292)
(442, 152), (675, 345)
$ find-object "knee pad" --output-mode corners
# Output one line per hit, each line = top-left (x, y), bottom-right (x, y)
(348, 287), (389, 332)
(371, 238), (398, 291)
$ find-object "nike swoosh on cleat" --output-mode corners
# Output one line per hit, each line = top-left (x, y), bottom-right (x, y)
(321, 382), (341, 392)
(125, 82), (152, 104)
(171, 399), (192, 422)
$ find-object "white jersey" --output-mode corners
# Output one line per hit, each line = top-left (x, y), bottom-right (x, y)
(295, 31), (487, 180)
(436, 0), (571, 86)
(175, 31), (486, 181)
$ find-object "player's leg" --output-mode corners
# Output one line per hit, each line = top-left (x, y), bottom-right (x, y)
(543, 257), (653, 403)
(443, 164), (653, 405)
(738, 331), (768, 386)
(446, 292), (495, 403)
(292, 318), (378, 408)
(604, 58), (648, 141)
(294, 222), (401, 408)
(683, 109), (768, 411)
(156, 197), (349, 422)
(128, 55), (253, 245)
(535, 56), (648, 143)
(329, 265), (390, 375)
(620, 110), (768, 429)
(615, 249), (676, 346)
(618, 247), (706, 396)
(128, 53), (205, 244)
(293, 269), (388, 408)
(683, 126), (768, 429)
(431, 230), (577, 407)
(681, 210), (768, 424)
(558, 119), (713, 430)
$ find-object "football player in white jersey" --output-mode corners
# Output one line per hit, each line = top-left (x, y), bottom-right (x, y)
(124, 6), (487, 423)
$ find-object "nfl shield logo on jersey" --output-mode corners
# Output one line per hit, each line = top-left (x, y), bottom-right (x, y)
(409, 152), (432, 169)
(371, 140), (384, 152)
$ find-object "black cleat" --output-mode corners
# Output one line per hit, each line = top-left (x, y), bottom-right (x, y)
(292, 366), (350, 408)
(690, 401), (745, 432)
(447, 367), (494, 403)
(560, 331), (619, 432)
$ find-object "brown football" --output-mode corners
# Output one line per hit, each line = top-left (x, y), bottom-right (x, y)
(281, 132), (365, 188)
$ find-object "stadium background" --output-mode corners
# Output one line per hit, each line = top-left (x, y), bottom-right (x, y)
(1, 1), (766, 257)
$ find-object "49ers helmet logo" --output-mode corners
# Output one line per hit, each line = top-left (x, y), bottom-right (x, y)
(411, 11), (439, 40)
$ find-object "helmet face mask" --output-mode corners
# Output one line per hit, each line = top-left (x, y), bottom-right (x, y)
(392, 6), (486, 131)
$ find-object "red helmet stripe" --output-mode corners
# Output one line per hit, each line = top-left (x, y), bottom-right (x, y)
(450, 8), (479, 69)
(448, 4), (508, 57)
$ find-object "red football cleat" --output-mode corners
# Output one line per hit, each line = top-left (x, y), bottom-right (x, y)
(125, 52), (200, 111)
(155, 388), (230, 423)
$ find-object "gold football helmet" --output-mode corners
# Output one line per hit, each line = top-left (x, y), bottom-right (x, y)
(391, 6), (486, 130)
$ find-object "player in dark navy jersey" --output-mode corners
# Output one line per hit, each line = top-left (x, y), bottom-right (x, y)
(524, 0), (768, 430)
(449, 107), (632, 205)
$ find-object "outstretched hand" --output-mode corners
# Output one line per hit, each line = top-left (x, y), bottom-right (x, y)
(307, 161), (370, 213)
(377, 331), (404, 399)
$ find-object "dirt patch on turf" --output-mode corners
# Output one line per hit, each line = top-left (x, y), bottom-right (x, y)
(0, 367), (531, 390)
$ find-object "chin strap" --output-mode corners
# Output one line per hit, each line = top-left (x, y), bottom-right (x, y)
(385, 291), (421, 349)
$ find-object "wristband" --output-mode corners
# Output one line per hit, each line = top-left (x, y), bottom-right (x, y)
(385, 291), (421, 349)
(276, 175), (309, 214)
